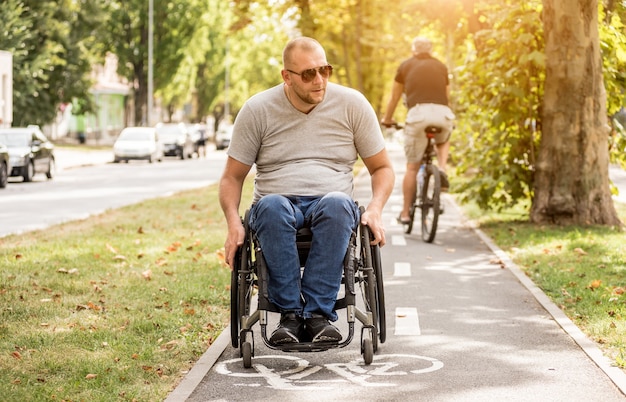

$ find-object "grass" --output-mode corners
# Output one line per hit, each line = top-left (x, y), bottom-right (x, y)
(460, 198), (626, 369)
(0, 180), (253, 401)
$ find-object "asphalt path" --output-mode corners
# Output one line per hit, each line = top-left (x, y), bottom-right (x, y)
(169, 145), (626, 402)
(0, 150), (228, 238)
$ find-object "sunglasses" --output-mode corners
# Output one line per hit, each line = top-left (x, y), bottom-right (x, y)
(286, 65), (333, 83)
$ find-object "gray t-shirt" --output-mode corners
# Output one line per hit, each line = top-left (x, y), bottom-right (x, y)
(228, 82), (386, 203)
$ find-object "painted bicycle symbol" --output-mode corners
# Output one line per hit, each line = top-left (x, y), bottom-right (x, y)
(215, 354), (444, 390)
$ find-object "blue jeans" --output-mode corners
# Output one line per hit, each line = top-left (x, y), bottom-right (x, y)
(249, 192), (359, 321)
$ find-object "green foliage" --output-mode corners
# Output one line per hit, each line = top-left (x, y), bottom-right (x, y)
(600, 5), (626, 169)
(0, 0), (104, 127)
(453, 1), (544, 211)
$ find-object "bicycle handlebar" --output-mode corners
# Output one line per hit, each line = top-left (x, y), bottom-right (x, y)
(381, 122), (403, 129)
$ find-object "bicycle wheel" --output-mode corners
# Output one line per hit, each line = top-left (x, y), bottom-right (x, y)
(421, 165), (441, 243)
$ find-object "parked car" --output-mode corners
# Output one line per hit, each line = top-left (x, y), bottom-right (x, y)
(155, 123), (195, 159)
(0, 126), (55, 182)
(215, 124), (233, 150)
(186, 123), (209, 154)
(0, 142), (10, 189)
(113, 127), (164, 163)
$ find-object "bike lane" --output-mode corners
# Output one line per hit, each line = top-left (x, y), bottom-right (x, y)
(171, 144), (626, 401)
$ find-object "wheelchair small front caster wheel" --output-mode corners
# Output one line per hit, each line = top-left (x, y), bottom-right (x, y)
(242, 341), (252, 368)
(362, 338), (373, 365)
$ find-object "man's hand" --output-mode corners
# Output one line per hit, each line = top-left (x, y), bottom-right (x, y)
(224, 221), (246, 268)
(360, 208), (386, 247)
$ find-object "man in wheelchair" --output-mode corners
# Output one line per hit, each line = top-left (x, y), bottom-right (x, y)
(219, 37), (394, 345)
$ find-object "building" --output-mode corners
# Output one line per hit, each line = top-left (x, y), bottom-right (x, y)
(0, 51), (12, 128)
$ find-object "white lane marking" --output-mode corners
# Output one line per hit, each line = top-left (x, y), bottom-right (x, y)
(394, 262), (411, 277)
(391, 235), (406, 246)
(394, 307), (421, 336)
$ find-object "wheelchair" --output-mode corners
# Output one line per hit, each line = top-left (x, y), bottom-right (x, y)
(230, 205), (386, 368)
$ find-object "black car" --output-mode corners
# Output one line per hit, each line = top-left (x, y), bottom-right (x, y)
(0, 126), (55, 182)
(0, 142), (9, 188)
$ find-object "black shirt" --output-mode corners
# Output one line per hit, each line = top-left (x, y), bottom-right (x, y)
(394, 53), (449, 108)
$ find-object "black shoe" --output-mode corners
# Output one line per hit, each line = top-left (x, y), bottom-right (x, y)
(439, 171), (449, 192)
(270, 313), (304, 345)
(305, 315), (341, 343)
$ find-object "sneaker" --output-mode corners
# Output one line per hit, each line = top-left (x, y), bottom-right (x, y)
(305, 315), (341, 343)
(439, 171), (449, 192)
(269, 313), (304, 345)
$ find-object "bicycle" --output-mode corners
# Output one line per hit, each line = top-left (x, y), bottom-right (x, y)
(383, 122), (442, 243)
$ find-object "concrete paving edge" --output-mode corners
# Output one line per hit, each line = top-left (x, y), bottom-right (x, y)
(449, 198), (626, 397)
(164, 327), (231, 402)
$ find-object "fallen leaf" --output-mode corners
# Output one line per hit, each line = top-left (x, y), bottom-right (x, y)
(113, 255), (127, 261)
(15, 253), (23, 260)
(589, 279), (602, 289)
(614, 287), (625, 295)
(12, 351), (21, 359)
(57, 268), (69, 274)
(137, 226), (144, 234)
(573, 247), (587, 256)
(142, 269), (152, 280)
(85, 374), (97, 380)
(106, 243), (118, 254)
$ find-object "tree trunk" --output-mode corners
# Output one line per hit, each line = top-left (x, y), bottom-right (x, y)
(531, 0), (621, 226)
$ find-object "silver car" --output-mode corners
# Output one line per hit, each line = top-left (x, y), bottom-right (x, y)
(155, 123), (195, 159)
(113, 127), (164, 163)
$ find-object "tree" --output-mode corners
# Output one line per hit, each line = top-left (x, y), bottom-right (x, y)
(0, 0), (103, 127)
(530, 0), (621, 225)
(102, 0), (205, 125)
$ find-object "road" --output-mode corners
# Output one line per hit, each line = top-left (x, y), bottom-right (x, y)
(0, 150), (228, 238)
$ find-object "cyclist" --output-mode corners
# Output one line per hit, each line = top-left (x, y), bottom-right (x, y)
(381, 36), (455, 224)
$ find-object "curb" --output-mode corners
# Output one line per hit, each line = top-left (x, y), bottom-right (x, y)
(164, 328), (231, 402)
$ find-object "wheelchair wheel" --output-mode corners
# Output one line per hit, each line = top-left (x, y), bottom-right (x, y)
(230, 212), (254, 348)
(421, 164), (441, 243)
(372, 242), (386, 344)
(362, 338), (374, 365)
(241, 331), (254, 369)
(360, 221), (386, 351)
(230, 259), (240, 348)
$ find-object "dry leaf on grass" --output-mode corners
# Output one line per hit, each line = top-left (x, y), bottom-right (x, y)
(573, 247), (588, 256)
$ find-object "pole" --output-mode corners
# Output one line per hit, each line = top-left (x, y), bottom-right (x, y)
(147, 0), (154, 126)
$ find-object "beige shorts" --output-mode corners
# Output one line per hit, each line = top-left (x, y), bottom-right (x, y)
(403, 103), (455, 164)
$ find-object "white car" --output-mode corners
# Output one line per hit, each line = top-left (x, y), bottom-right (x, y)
(113, 127), (164, 163)
(215, 124), (233, 150)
